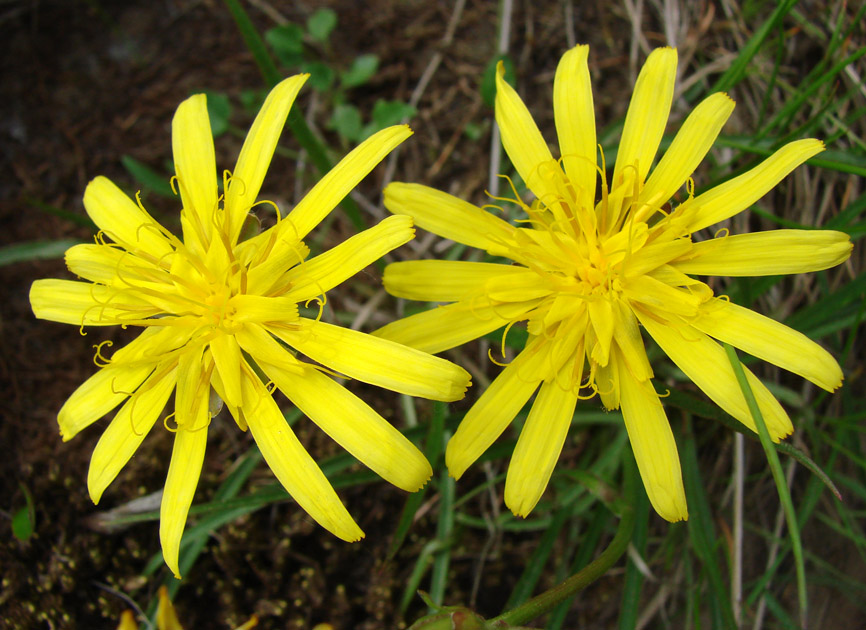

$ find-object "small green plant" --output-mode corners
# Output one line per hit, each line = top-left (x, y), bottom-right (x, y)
(265, 8), (416, 144)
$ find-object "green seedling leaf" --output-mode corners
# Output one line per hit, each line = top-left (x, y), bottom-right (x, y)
(203, 90), (232, 137)
(265, 23), (304, 68)
(302, 60), (335, 90)
(12, 483), (35, 543)
(239, 88), (267, 115)
(120, 155), (175, 198)
(330, 103), (363, 142)
(372, 99), (416, 128)
(341, 54), (379, 88)
(307, 7), (337, 42)
(481, 54), (516, 108)
(0, 239), (80, 267)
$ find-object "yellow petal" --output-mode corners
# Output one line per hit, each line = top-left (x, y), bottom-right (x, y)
(554, 45), (597, 210)
(225, 75), (308, 243)
(227, 295), (299, 323)
(485, 269), (553, 302)
(234, 323), (306, 375)
(282, 215), (414, 303)
(117, 611), (138, 630)
(690, 298), (843, 391)
(65, 244), (130, 286)
(588, 297), (615, 366)
(58, 363), (154, 441)
(160, 407), (209, 579)
(636, 310), (793, 440)
(264, 362), (432, 492)
(241, 369), (363, 541)
(636, 93), (735, 222)
(612, 299), (653, 382)
(83, 176), (174, 258)
(673, 229), (852, 276)
(495, 61), (560, 203)
(275, 318), (471, 402)
(685, 139), (825, 232)
(608, 48), (677, 228)
(446, 340), (548, 479)
(209, 333), (243, 408)
(30, 278), (157, 326)
(175, 344), (207, 429)
(505, 378), (578, 516)
(373, 297), (537, 354)
(172, 93), (218, 253)
(622, 274), (701, 317)
(384, 183), (514, 253)
(88, 364), (177, 503)
(616, 356), (687, 522)
(286, 125), (412, 240)
(384, 260), (523, 302)
(156, 586), (184, 630)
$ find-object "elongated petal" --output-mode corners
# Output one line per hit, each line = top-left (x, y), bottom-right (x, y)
(225, 75), (308, 243)
(617, 357), (687, 522)
(384, 260), (522, 302)
(373, 297), (538, 354)
(234, 323), (306, 375)
(673, 229), (852, 276)
(241, 370), (363, 541)
(282, 215), (414, 303)
(287, 125), (412, 240)
(88, 364), (177, 503)
(264, 361), (432, 491)
(612, 299), (653, 382)
(65, 244), (142, 286)
(637, 93), (735, 221)
(172, 93), (217, 252)
(505, 377), (578, 516)
(384, 183), (514, 253)
(636, 310), (793, 440)
(554, 44), (596, 209)
(690, 298), (843, 391)
(160, 406), (209, 579)
(612, 48), (678, 195)
(274, 318), (470, 402)
(209, 333), (243, 408)
(83, 176), (173, 258)
(175, 344), (207, 428)
(495, 62), (559, 203)
(446, 341), (549, 479)
(685, 139), (825, 232)
(58, 363), (155, 440)
(30, 279), (157, 326)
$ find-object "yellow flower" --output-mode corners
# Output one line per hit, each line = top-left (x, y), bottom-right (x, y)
(31, 75), (470, 578)
(117, 586), (257, 630)
(374, 46), (852, 522)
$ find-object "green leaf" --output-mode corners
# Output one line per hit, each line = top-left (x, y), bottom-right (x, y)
(264, 23), (304, 68)
(203, 90), (232, 137)
(481, 54), (516, 108)
(120, 155), (175, 198)
(307, 7), (337, 42)
(330, 103), (363, 142)
(0, 239), (80, 267)
(302, 60), (335, 91)
(11, 483), (35, 543)
(341, 54), (379, 88)
(371, 99), (416, 128)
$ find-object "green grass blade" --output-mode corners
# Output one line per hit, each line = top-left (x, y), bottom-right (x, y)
(723, 343), (807, 628)
(0, 239), (80, 266)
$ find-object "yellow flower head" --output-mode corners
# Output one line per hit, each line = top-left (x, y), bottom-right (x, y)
(31, 75), (470, 578)
(375, 46), (852, 522)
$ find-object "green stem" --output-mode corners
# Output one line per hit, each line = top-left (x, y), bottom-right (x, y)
(723, 343), (808, 628)
(491, 457), (637, 627)
(222, 0), (365, 231)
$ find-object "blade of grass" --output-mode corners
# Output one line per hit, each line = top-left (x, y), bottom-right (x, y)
(723, 343), (807, 628)
(682, 430), (737, 630)
(617, 479), (650, 630)
(0, 239), (81, 266)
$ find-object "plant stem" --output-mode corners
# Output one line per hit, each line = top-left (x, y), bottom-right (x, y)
(490, 457), (637, 627)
